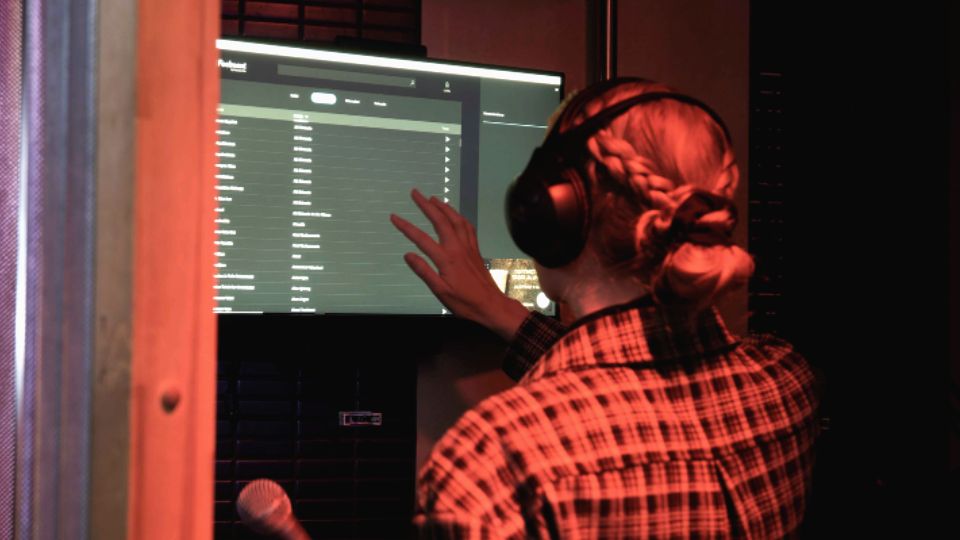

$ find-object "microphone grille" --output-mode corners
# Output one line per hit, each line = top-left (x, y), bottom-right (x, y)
(236, 479), (294, 535)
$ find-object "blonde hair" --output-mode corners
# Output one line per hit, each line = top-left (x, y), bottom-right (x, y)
(558, 80), (754, 309)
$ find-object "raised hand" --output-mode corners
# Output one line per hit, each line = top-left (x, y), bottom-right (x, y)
(390, 189), (529, 341)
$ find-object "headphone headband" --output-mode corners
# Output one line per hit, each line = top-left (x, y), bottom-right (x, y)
(548, 89), (732, 150)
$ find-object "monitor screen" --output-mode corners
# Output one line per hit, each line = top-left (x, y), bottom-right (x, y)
(214, 39), (562, 315)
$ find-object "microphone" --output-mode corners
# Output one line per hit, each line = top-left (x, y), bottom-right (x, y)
(236, 479), (311, 539)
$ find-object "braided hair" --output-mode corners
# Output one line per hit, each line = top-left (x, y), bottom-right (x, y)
(557, 79), (754, 310)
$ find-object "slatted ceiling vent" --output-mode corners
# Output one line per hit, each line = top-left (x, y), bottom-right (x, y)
(222, 0), (422, 46)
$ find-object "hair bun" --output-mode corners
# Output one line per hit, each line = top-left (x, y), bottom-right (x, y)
(669, 190), (737, 247)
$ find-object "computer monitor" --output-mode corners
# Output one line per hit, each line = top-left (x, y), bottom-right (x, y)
(214, 39), (562, 315)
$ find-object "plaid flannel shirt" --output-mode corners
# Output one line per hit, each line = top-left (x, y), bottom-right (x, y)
(415, 297), (820, 539)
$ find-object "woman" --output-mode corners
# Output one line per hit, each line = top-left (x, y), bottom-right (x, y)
(391, 78), (820, 538)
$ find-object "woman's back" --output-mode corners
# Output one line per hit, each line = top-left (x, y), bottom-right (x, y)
(417, 300), (820, 538)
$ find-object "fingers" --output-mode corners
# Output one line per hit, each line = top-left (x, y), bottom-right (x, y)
(402, 252), (453, 304)
(411, 189), (455, 243)
(390, 213), (445, 264)
(395, 188), (486, 273)
(427, 192), (483, 257)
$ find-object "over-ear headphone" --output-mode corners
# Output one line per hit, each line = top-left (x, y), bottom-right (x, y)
(505, 78), (732, 268)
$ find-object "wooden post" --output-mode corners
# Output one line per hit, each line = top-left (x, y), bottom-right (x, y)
(126, 1), (220, 538)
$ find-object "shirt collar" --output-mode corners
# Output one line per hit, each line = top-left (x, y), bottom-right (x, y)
(522, 296), (739, 382)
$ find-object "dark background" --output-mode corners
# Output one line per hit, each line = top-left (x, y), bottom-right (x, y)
(767, 3), (951, 537)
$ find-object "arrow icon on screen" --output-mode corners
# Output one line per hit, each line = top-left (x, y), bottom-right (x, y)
(444, 187), (450, 193)
(445, 156), (450, 163)
(445, 167), (450, 173)
(444, 177), (450, 183)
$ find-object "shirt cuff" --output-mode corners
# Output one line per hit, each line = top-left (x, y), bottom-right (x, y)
(502, 311), (566, 382)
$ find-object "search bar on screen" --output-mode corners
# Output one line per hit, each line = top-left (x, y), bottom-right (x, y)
(278, 64), (416, 89)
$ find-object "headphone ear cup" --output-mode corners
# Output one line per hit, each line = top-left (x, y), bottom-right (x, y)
(506, 149), (589, 268)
